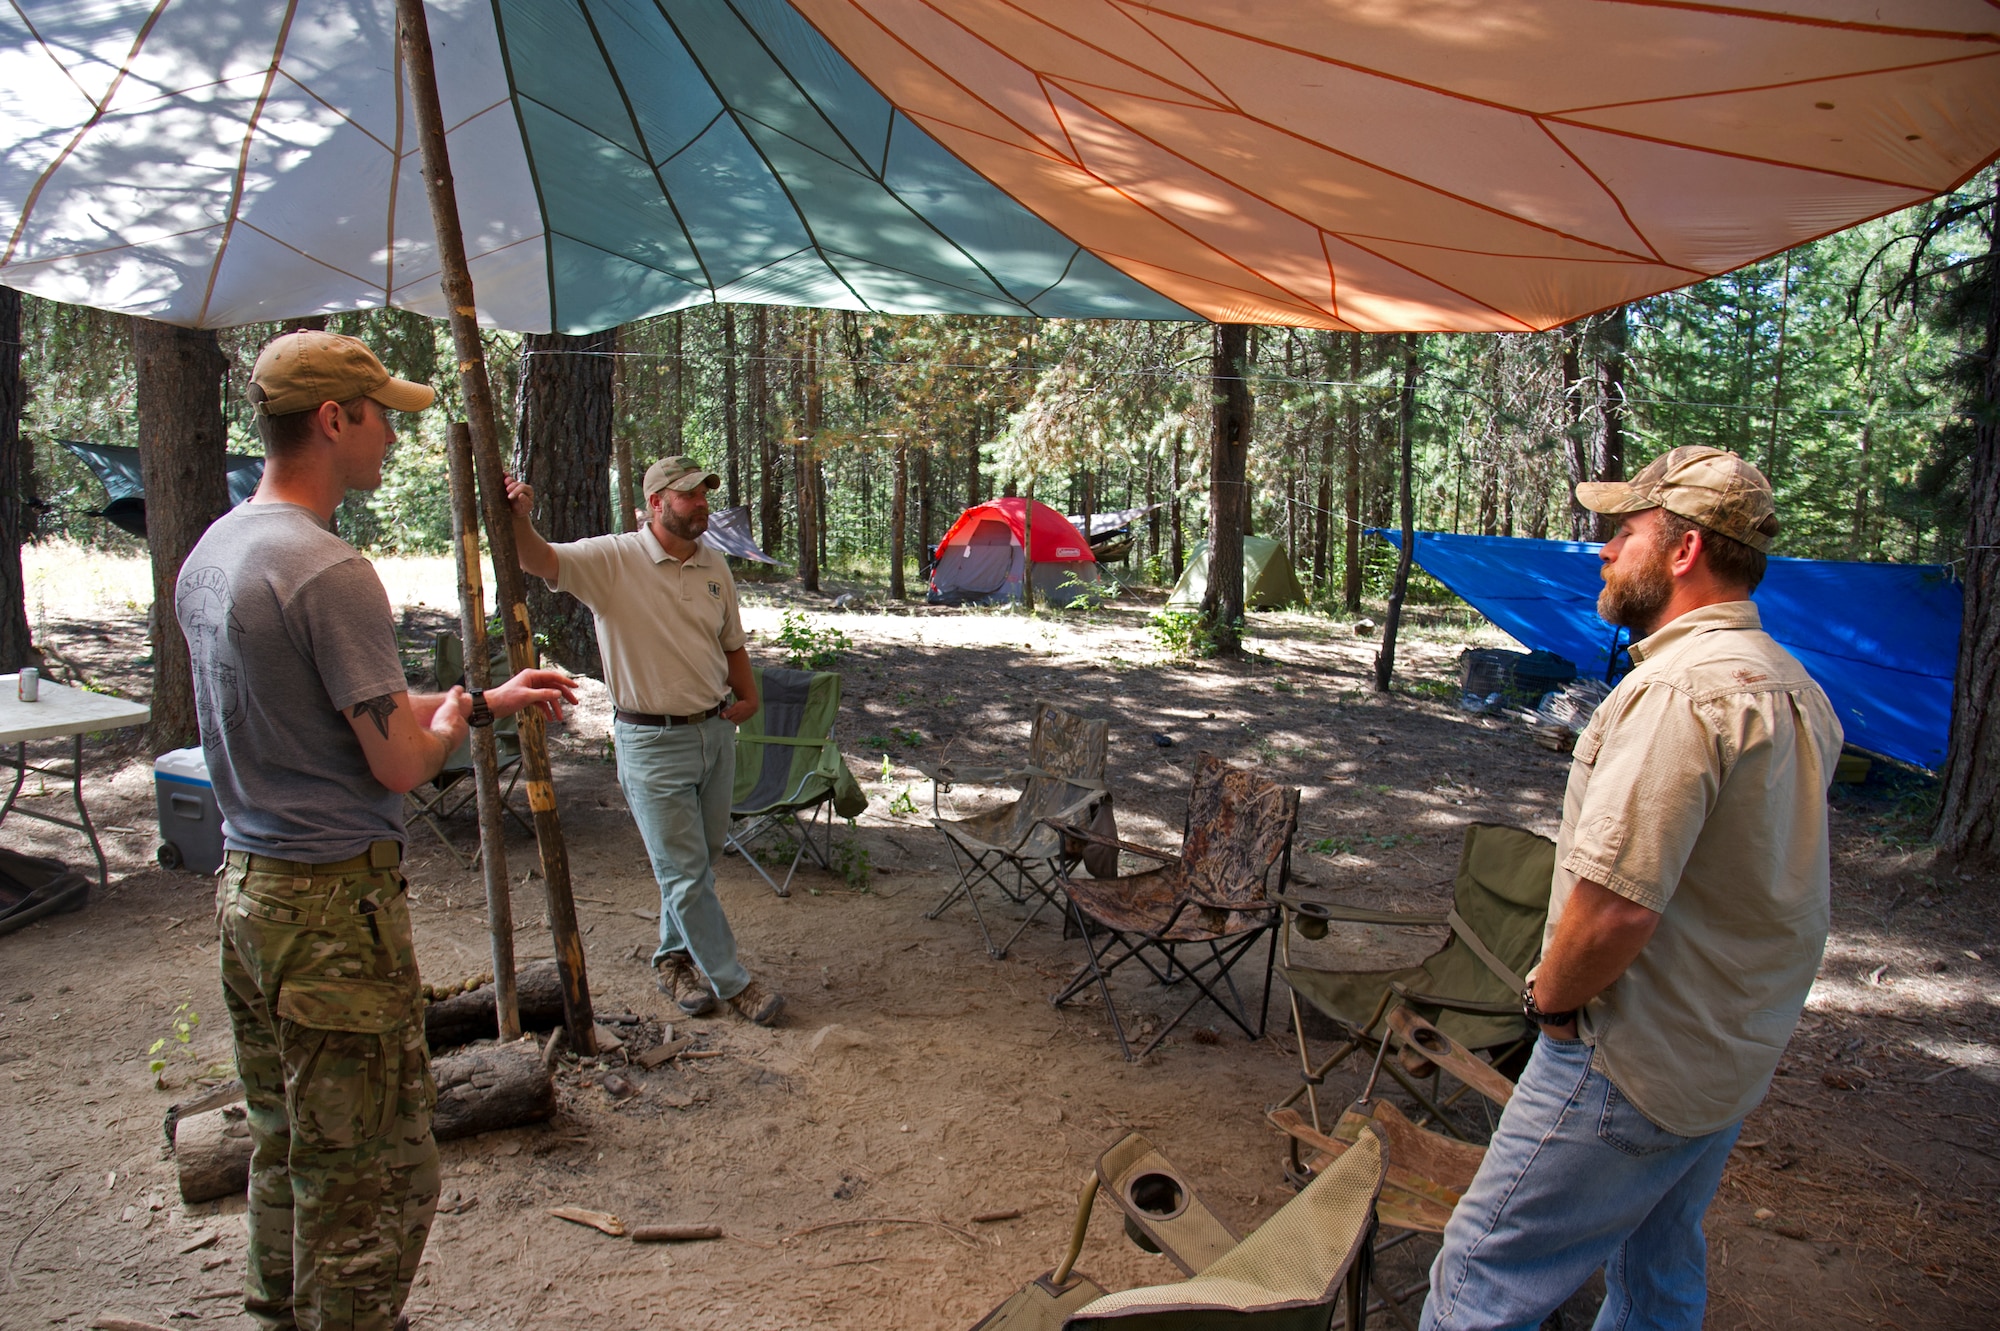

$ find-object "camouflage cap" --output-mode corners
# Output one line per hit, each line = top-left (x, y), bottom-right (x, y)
(643, 455), (721, 497)
(248, 330), (434, 416)
(1576, 445), (1779, 552)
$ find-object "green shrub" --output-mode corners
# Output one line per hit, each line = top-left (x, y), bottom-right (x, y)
(774, 610), (852, 670)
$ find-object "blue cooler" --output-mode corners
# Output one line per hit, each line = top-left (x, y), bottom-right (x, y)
(154, 747), (225, 875)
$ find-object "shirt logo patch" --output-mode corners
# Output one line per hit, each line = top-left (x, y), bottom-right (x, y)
(707, 580), (722, 600)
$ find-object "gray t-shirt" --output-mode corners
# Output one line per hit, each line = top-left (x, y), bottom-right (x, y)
(176, 502), (408, 861)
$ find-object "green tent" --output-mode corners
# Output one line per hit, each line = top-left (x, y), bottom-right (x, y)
(1167, 536), (1308, 611)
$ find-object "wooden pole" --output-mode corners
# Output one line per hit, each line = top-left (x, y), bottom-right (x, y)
(446, 421), (519, 1042)
(397, 0), (595, 1054)
(1374, 335), (1420, 692)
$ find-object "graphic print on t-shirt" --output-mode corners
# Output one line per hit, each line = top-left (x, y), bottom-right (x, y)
(177, 564), (246, 744)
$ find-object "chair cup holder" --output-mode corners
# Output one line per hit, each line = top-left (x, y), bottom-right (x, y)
(1123, 1213), (1163, 1254)
(1122, 1168), (1189, 1253)
(1292, 901), (1331, 940)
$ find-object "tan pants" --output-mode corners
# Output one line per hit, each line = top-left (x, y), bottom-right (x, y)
(217, 844), (438, 1331)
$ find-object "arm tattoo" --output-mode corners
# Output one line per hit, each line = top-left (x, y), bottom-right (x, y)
(350, 694), (397, 739)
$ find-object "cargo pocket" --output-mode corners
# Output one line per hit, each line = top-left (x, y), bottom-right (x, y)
(276, 977), (415, 1152)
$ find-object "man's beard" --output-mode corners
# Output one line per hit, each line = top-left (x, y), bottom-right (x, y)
(1597, 532), (1674, 633)
(657, 505), (707, 542)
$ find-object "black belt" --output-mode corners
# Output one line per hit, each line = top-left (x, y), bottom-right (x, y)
(616, 704), (724, 727)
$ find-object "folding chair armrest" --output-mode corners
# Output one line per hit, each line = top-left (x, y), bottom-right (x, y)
(1180, 893), (1280, 915)
(917, 761), (1025, 790)
(1387, 980), (1523, 1016)
(1034, 819), (1180, 865)
(1271, 893), (1448, 928)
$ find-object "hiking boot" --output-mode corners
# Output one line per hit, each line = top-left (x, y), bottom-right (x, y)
(655, 952), (715, 1016)
(725, 979), (784, 1027)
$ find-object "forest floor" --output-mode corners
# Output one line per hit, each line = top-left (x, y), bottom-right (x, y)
(1, 546), (1995, 1331)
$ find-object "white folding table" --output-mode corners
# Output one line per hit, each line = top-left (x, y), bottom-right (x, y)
(0, 674), (151, 887)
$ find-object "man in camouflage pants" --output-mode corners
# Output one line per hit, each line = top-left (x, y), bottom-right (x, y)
(180, 331), (574, 1331)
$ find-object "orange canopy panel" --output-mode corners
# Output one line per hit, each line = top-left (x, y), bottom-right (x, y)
(937, 498), (1097, 564)
(793, 0), (2000, 331)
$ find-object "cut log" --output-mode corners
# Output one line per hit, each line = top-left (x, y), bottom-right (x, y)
(424, 959), (567, 1049)
(176, 1041), (556, 1203)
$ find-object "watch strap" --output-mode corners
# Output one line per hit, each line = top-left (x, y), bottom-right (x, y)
(468, 690), (493, 728)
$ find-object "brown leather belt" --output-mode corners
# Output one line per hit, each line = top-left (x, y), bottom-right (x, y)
(615, 704), (725, 727)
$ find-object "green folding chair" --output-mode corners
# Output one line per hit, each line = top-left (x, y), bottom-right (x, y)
(727, 666), (866, 897)
(406, 633), (528, 866)
(1274, 822), (1555, 1140)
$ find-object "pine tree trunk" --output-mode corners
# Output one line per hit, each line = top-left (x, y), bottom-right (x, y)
(890, 442), (908, 599)
(797, 319), (820, 592)
(723, 306), (741, 509)
(1169, 430), (1184, 580)
(0, 286), (33, 672)
(754, 309), (781, 554)
(666, 313), (685, 454)
(916, 446), (935, 582)
(132, 317), (229, 750)
(1374, 335), (1420, 692)
(611, 327), (636, 533)
(1200, 323), (1251, 655)
(1343, 336), (1363, 613)
(1934, 180), (2000, 869)
(1594, 306), (1629, 539)
(1561, 323), (1592, 540)
(518, 331), (614, 677)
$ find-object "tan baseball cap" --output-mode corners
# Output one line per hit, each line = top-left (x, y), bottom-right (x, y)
(1576, 445), (1779, 552)
(643, 455), (721, 497)
(248, 330), (435, 417)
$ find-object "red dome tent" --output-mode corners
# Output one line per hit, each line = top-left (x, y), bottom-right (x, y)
(927, 499), (1103, 608)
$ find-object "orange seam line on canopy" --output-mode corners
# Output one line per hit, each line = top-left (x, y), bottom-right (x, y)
(1036, 72), (1086, 166)
(1043, 74), (1666, 264)
(8, 2), (95, 104)
(1535, 107), (1974, 191)
(281, 69), (395, 154)
(846, 0), (1076, 160)
(1532, 116), (1669, 266)
(1317, 230), (1541, 331)
(197, 0), (303, 327)
(1319, 230), (1341, 326)
(234, 218), (380, 290)
(1, 222), (220, 273)
(979, 0), (1241, 112)
(2, 0), (173, 269)
(1323, 232), (1691, 268)
(1546, 48), (2000, 118)
(384, 230), (547, 304)
(1596, 0), (2000, 44)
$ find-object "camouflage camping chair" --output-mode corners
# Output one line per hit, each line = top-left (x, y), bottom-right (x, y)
(726, 666), (867, 897)
(968, 1126), (1383, 1331)
(924, 703), (1112, 959)
(405, 633), (528, 867)
(1274, 822), (1555, 1141)
(1048, 754), (1299, 1061)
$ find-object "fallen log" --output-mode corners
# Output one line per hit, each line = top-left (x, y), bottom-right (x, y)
(424, 959), (567, 1049)
(175, 1040), (556, 1204)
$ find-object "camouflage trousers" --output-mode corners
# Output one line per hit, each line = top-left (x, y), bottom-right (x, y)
(217, 844), (439, 1331)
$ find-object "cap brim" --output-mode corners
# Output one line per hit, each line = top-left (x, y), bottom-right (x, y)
(669, 471), (722, 491)
(1574, 480), (1656, 516)
(372, 377), (435, 413)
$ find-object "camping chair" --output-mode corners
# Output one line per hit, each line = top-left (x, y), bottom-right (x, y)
(967, 1126), (1382, 1331)
(1274, 822), (1555, 1141)
(1048, 754), (1299, 1061)
(924, 703), (1113, 959)
(405, 633), (528, 866)
(726, 666), (867, 897)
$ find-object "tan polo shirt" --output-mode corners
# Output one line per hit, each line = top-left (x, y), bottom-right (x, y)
(1549, 600), (1842, 1136)
(549, 526), (746, 715)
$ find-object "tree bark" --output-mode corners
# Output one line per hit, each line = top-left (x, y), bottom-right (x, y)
(1169, 429), (1185, 581)
(797, 318), (821, 592)
(1374, 335), (1420, 692)
(424, 958), (569, 1048)
(889, 442), (908, 599)
(916, 446), (935, 582)
(723, 306), (741, 509)
(1343, 336), (1364, 612)
(754, 308), (781, 554)
(518, 330), (614, 677)
(132, 317), (229, 750)
(174, 1041), (556, 1203)
(1934, 177), (2000, 869)
(1594, 306), (1629, 539)
(0, 285), (33, 672)
(1560, 323), (1592, 540)
(1200, 323), (1252, 655)
(611, 328), (637, 534)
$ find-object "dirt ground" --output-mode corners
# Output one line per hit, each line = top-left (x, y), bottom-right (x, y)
(2, 550), (1995, 1331)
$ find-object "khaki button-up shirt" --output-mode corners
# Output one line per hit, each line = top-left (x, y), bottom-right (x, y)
(1550, 600), (1842, 1135)
(550, 526), (746, 715)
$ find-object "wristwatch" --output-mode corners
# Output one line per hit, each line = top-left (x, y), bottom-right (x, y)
(1522, 979), (1577, 1028)
(468, 690), (493, 729)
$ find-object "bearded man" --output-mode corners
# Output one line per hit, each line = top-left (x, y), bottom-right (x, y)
(1421, 446), (1842, 1331)
(506, 457), (783, 1026)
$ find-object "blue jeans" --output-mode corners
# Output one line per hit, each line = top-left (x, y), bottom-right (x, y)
(614, 716), (750, 1000)
(1421, 1034), (1741, 1331)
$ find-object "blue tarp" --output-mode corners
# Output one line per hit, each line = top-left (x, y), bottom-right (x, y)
(1377, 530), (1962, 772)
